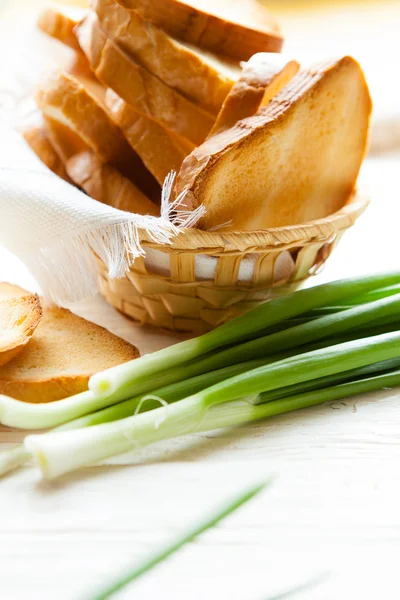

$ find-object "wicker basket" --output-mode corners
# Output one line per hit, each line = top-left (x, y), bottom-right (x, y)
(98, 191), (369, 333)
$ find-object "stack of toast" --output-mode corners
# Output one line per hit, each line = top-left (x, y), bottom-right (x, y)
(24, 1), (371, 231)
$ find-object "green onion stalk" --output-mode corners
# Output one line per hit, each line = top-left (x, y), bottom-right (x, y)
(88, 480), (269, 600)
(89, 272), (400, 398)
(25, 331), (400, 479)
(3, 289), (400, 434)
(1, 303), (399, 476)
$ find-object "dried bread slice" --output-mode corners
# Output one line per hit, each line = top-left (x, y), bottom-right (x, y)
(208, 54), (300, 138)
(94, 0), (240, 114)
(44, 116), (88, 163)
(105, 90), (193, 185)
(175, 56), (372, 231)
(114, 0), (283, 61)
(0, 304), (139, 403)
(21, 118), (72, 182)
(66, 151), (159, 215)
(76, 13), (214, 145)
(0, 284), (42, 368)
(40, 118), (159, 215)
(36, 69), (160, 200)
(37, 5), (86, 50)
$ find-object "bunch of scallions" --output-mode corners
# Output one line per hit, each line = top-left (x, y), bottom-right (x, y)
(2, 271), (400, 479)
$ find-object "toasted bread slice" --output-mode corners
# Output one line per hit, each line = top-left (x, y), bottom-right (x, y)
(175, 56), (372, 231)
(21, 118), (72, 182)
(40, 119), (158, 215)
(44, 116), (88, 164)
(76, 13), (214, 145)
(208, 54), (300, 138)
(105, 90), (192, 185)
(94, 0), (240, 114)
(66, 151), (159, 215)
(0, 284), (43, 368)
(36, 69), (160, 200)
(114, 0), (283, 61)
(37, 5), (86, 50)
(0, 305), (139, 403)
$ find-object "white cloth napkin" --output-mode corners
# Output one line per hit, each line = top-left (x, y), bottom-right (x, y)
(0, 123), (176, 303)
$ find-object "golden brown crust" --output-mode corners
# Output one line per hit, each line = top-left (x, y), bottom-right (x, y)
(0, 305), (139, 403)
(37, 6), (86, 50)
(94, 0), (239, 114)
(76, 13), (215, 145)
(44, 116), (88, 163)
(105, 90), (191, 185)
(21, 121), (72, 182)
(36, 69), (132, 164)
(0, 284), (43, 368)
(36, 68), (160, 200)
(66, 151), (159, 215)
(114, 0), (283, 61)
(175, 57), (372, 231)
(208, 54), (300, 138)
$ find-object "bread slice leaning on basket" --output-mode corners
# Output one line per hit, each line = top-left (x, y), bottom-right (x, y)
(105, 89), (193, 185)
(0, 305), (139, 403)
(175, 56), (372, 231)
(66, 151), (159, 215)
(36, 68), (160, 200)
(208, 53), (300, 138)
(93, 0), (240, 114)
(21, 116), (72, 182)
(113, 0), (283, 61)
(0, 284), (42, 368)
(76, 13), (215, 145)
(43, 118), (159, 215)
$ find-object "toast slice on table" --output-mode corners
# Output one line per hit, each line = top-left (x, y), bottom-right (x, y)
(37, 5), (86, 50)
(208, 54), (300, 138)
(0, 284), (42, 368)
(114, 0), (283, 61)
(105, 90), (193, 185)
(66, 151), (159, 215)
(76, 13), (215, 145)
(21, 117), (72, 182)
(175, 56), (372, 231)
(36, 69), (160, 200)
(94, 0), (240, 114)
(0, 305), (139, 403)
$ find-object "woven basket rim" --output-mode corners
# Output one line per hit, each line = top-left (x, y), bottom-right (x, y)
(139, 189), (369, 252)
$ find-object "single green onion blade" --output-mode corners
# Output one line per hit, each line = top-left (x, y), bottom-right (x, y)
(201, 330), (400, 406)
(89, 272), (400, 397)
(261, 572), (329, 600)
(258, 356), (400, 404)
(84, 480), (269, 600)
(198, 368), (400, 433)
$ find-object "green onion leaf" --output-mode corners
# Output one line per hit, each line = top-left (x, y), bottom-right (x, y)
(85, 480), (269, 600)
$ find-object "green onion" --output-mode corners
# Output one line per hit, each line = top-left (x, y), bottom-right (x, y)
(86, 480), (269, 600)
(25, 332), (400, 479)
(89, 272), (400, 397)
(0, 387), (142, 431)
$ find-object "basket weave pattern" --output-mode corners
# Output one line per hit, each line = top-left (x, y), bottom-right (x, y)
(99, 192), (369, 333)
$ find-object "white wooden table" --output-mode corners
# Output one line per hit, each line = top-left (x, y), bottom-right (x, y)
(1, 2), (400, 599)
